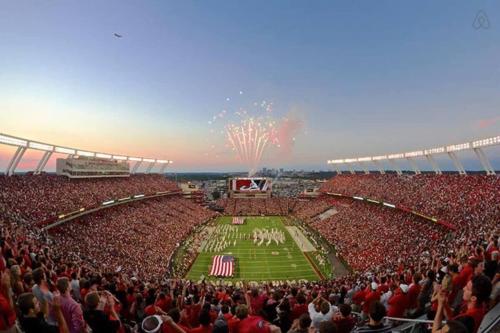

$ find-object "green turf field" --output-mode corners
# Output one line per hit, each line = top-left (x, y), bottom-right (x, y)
(185, 216), (322, 282)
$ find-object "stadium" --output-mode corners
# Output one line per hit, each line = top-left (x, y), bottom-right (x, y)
(0, 3), (499, 333)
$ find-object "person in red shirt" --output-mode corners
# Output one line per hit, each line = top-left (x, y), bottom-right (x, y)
(231, 304), (280, 333)
(248, 288), (267, 316)
(351, 286), (367, 313)
(332, 304), (356, 333)
(362, 283), (380, 317)
(387, 284), (409, 318)
(221, 304), (233, 322)
(189, 310), (212, 333)
(441, 274), (493, 333)
(291, 293), (308, 320)
(407, 273), (422, 313)
(162, 309), (190, 333)
(0, 270), (17, 333)
(156, 292), (173, 313)
(454, 259), (478, 291)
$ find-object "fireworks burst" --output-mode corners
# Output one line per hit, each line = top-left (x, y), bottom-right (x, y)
(208, 94), (303, 175)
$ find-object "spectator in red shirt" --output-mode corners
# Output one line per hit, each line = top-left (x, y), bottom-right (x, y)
(189, 310), (213, 333)
(387, 284), (409, 318)
(291, 293), (308, 320)
(162, 308), (190, 333)
(362, 283), (380, 317)
(333, 304), (356, 333)
(407, 273), (422, 314)
(442, 274), (493, 333)
(156, 292), (172, 313)
(0, 270), (17, 333)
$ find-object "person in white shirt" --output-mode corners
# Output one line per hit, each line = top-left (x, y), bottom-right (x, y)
(308, 295), (338, 329)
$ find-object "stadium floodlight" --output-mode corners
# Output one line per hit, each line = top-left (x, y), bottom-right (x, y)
(446, 143), (470, 152)
(79, 208), (85, 212)
(424, 147), (445, 155)
(353, 196), (364, 200)
(29, 142), (53, 151)
(96, 153), (112, 159)
(77, 150), (94, 157)
(357, 157), (372, 162)
(128, 157), (142, 161)
(102, 200), (115, 206)
(0, 134), (27, 147)
(55, 146), (76, 154)
(112, 155), (127, 160)
(472, 136), (500, 148)
(372, 155), (387, 161)
(383, 202), (396, 208)
(388, 153), (404, 159)
(344, 158), (357, 163)
(169, 160), (174, 164)
(133, 194), (145, 198)
(367, 199), (380, 204)
(157, 159), (168, 164)
(404, 150), (424, 158)
(118, 197), (131, 202)
(143, 158), (155, 163)
(329, 159), (344, 164)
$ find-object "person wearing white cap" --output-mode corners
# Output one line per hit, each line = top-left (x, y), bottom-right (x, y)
(387, 284), (409, 319)
(361, 282), (380, 318)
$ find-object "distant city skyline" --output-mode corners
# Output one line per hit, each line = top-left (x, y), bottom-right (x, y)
(1, 1), (499, 172)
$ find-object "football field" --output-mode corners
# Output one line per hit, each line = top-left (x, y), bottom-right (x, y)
(185, 216), (323, 282)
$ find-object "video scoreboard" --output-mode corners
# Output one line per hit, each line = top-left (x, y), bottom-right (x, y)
(228, 177), (272, 198)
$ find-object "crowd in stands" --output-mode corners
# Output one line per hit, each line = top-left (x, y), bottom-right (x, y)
(0, 173), (498, 333)
(48, 196), (217, 282)
(216, 198), (299, 216)
(319, 174), (499, 235)
(302, 200), (448, 272)
(1, 213), (498, 333)
(0, 174), (179, 224)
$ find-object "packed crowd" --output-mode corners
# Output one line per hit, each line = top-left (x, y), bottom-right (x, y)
(319, 174), (499, 234)
(0, 174), (498, 333)
(0, 174), (180, 224)
(48, 196), (217, 281)
(301, 199), (448, 272)
(215, 198), (343, 222)
(0, 214), (498, 333)
(215, 198), (300, 216)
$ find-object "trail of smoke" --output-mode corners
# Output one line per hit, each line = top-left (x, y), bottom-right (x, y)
(247, 120), (254, 169)
(239, 127), (249, 166)
(255, 134), (269, 169)
(226, 127), (243, 162)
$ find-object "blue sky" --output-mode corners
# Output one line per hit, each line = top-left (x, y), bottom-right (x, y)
(0, 1), (499, 172)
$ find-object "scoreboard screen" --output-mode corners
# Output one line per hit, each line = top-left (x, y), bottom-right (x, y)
(231, 178), (271, 192)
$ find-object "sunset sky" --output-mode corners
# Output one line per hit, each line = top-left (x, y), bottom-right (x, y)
(1, 1), (499, 172)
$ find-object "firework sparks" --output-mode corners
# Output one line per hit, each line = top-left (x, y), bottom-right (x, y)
(208, 94), (303, 175)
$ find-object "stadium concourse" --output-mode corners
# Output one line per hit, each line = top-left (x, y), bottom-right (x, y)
(0, 173), (498, 333)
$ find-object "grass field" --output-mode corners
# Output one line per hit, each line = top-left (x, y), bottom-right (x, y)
(185, 216), (323, 282)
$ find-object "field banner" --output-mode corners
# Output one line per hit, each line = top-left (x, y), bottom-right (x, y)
(209, 255), (234, 277)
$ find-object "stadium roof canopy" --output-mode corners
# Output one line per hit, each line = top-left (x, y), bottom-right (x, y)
(327, 135), (499, 175)
(0, 132), (173, 176)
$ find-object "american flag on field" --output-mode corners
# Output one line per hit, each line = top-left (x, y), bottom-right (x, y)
(232, 217), (245, 225)
(209, 255), (235, 277)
